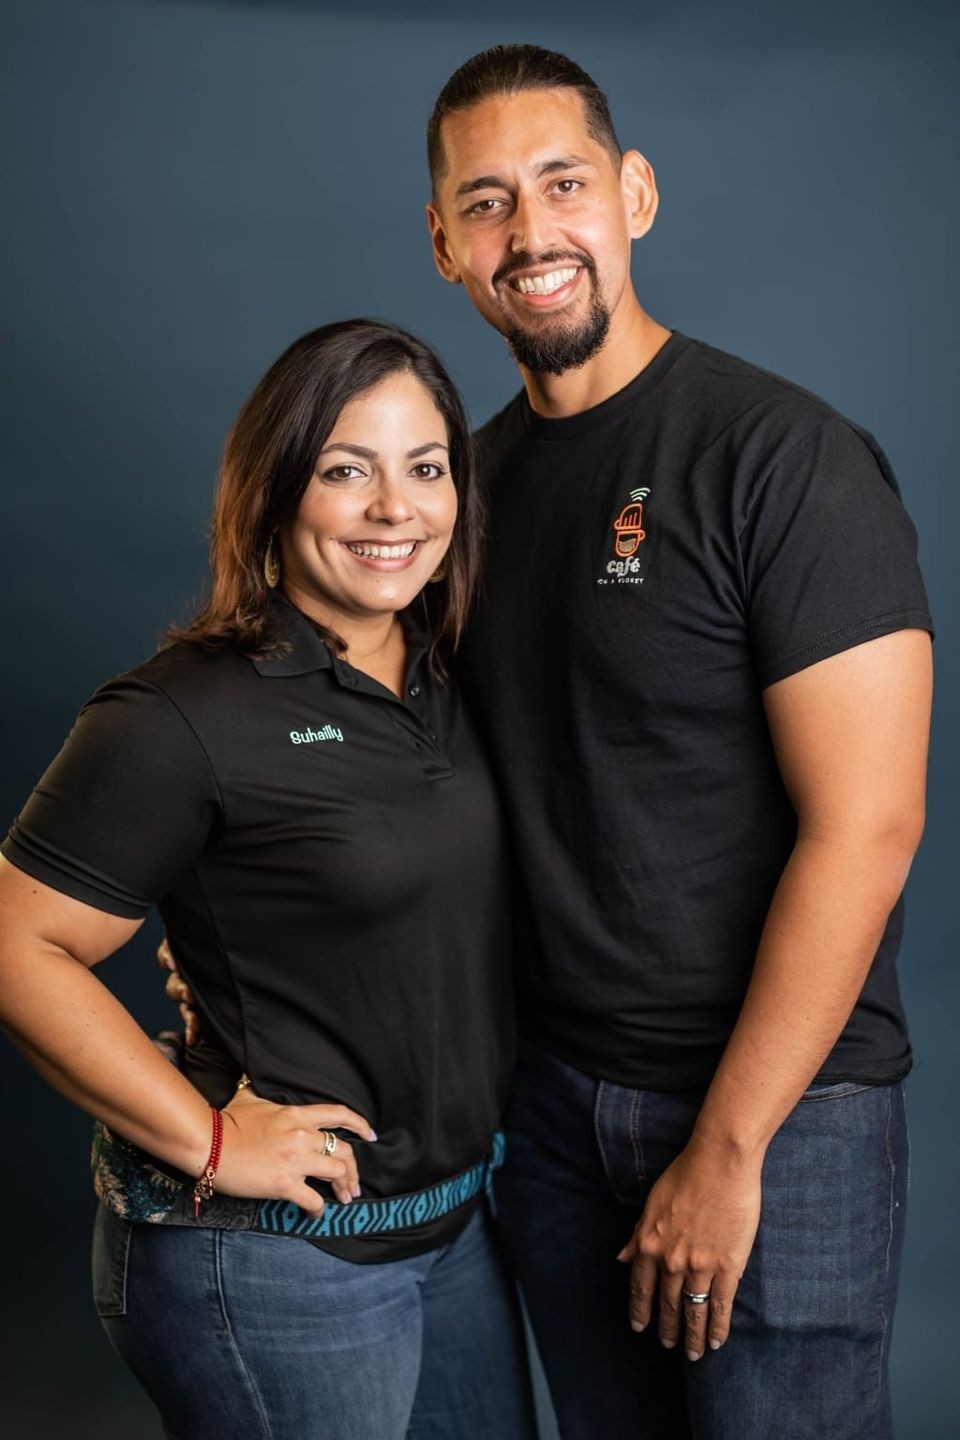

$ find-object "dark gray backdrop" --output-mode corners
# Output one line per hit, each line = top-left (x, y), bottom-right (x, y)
(1, 1), (956, 1435)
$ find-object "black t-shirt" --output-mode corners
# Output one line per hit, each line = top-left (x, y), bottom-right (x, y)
(3, 594), (514, 1259)
(462, 333), (932, 1090)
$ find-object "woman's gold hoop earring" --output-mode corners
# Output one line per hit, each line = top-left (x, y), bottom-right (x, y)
(264, 535), (280, 589)
(428, 562), (447, 584)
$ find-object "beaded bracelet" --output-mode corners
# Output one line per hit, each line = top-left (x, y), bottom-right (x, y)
(192, 1107), (223, 1219)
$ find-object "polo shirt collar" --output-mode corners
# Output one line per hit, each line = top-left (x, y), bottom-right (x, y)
(250, 592), (431, 683)
(249, 593), (334, 677)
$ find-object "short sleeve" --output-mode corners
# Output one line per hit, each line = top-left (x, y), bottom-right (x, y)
(738, 419), (933, 688)
(1, 678), (222, 918)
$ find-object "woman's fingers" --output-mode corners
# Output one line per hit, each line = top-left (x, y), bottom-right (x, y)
(217, 1098), (371, 1206)
(287, 1180), (326, 1216)
(298, 1102), (377, 1143)
(309, 1133), (359, 1202)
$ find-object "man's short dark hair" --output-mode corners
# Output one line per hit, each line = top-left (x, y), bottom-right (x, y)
(427, 44), (622, 193)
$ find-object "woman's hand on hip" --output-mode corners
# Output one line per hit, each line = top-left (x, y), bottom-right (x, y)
(217, 1091), (376, 1211)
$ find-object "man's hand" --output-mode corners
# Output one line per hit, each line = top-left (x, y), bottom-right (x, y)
(157, 935), (202, 1046)
(617, 1138), (762, 1361)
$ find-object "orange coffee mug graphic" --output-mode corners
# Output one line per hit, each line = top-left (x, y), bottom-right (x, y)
(613, 502), (646, 556)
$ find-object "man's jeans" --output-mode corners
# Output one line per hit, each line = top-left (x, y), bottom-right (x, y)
(93, 1199), (535, 1439)
(495, 1038), (908, 1440)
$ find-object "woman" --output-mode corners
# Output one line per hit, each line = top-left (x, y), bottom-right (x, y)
(0, 320), (535, 1438)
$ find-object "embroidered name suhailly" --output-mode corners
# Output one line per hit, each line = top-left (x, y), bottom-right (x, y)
(290, 725), (343, 744)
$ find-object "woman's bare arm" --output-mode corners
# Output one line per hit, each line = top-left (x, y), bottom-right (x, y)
(0, 857), (374, 1207)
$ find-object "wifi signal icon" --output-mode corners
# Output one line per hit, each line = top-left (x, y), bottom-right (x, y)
(630, 488), (651, 502)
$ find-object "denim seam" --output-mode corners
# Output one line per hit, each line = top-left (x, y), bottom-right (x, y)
(593, 1082), (631, 1205)
(875, 1086), (897, 1425)
(118, 1217), (133, 1316)
(799, 1081), (874, 1104)
(629, 1089), (645, 1182)
(212, 1231), (276, 1440)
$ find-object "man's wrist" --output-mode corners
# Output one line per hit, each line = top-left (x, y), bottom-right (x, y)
(686, 1114), (770, 1169)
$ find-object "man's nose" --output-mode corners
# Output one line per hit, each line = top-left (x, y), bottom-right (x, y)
(509, 192), (553, 256)
(366, 476), (414, 524)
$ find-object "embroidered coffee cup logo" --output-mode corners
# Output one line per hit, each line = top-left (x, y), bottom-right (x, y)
(612, 488), (650, 557)
(597, 489), (652, 586)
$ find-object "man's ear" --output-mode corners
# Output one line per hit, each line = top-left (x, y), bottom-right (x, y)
(619, 150), (659, 240)
(426, 202), (462, 285)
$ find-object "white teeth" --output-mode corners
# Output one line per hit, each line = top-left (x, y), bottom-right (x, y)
(346, 542), (417, 559)
(515, 267), (578, 295)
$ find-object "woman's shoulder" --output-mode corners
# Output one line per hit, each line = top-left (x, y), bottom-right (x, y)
(85, 640), (257, 728)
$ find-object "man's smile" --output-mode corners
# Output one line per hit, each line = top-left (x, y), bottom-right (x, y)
(501, 265), (585, 311)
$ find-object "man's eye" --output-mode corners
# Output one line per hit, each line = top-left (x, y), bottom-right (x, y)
(553, 179), (583, 196)
(465, 197), (504, 217)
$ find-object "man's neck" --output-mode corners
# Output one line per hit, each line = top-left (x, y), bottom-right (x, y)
(520, 296), (672, 420)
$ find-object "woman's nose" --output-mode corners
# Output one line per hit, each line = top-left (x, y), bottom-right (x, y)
(366, 478), (414, 523)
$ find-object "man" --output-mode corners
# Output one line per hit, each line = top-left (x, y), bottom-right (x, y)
(423, 44), (932, 1440)
(165, 42), (931, 1439)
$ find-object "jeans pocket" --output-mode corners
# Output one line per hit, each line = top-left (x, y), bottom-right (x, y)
(92, 1205), (134, 1318)
(799, 1080), (876, 1103)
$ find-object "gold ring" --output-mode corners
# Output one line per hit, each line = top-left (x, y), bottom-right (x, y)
(321, 1130), (338, 1157)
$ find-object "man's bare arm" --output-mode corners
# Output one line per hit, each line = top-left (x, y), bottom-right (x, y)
(619, 628), (932, 1360)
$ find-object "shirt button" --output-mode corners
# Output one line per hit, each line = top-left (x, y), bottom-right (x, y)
(408, 684), (421, 698)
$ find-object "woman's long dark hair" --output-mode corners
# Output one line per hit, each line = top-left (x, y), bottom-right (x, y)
(169, 319), (482, 678)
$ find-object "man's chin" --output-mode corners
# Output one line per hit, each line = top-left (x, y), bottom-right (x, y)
(503, 304), (611, 376)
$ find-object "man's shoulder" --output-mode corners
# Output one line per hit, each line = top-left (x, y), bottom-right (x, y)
(665, 335), (898, 485)
(676, 335), (844, 431)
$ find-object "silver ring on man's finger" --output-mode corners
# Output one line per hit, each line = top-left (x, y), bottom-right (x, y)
(321, 1131), (338, 1157)
(682, 1290), (711, 1305)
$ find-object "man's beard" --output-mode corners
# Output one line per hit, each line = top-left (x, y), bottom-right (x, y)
(494, 252), (611, 376)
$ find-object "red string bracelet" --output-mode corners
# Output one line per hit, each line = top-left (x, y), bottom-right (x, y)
(192, 1107), (223, 1219)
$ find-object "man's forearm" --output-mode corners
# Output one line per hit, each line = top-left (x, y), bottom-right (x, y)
(690, 825), (919, 1163)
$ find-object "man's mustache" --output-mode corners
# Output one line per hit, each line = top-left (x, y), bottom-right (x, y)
(492, 249), (595, 289)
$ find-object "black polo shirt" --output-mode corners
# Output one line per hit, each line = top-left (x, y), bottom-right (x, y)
(3, 594), (514, 1259)
(463, 333), (932, 1092)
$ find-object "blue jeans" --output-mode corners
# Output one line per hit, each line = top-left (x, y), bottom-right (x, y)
(495, 1038), (908, 1440)
(92, 1199), (536, 1439)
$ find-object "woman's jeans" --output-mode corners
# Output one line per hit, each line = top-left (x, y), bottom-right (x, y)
(92, 1198), (535, 1439)
(495, 1037), (909, 1440)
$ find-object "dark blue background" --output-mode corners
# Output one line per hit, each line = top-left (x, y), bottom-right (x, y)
(1, 1), (956, 1434)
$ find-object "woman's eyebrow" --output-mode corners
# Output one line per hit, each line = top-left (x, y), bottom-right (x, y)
(407, 442), (449, 458)
(318, 443), (377, 459)
(317, 442), (449, 460)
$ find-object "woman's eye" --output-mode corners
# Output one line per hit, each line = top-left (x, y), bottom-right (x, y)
(323, 465), (365, 482)
(411, 463), (446, 480)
